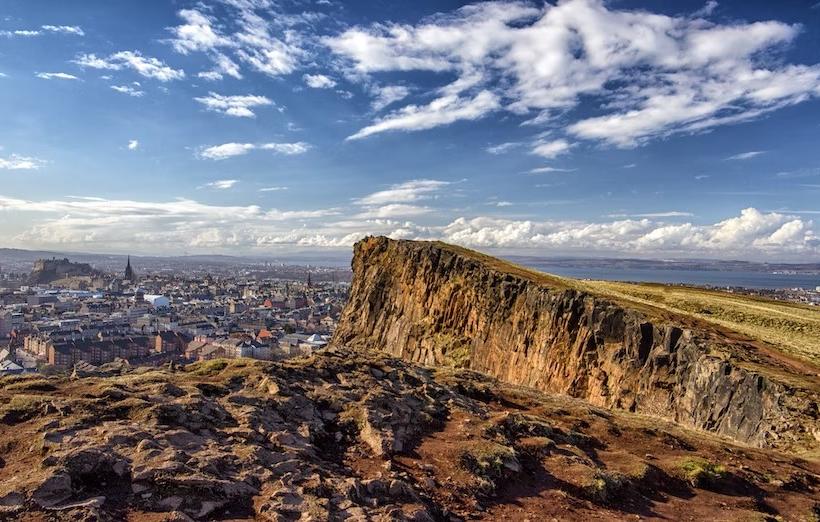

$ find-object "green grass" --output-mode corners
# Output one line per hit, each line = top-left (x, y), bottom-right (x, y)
(459, 440), (520, 483)
(676, 457), (727, 487)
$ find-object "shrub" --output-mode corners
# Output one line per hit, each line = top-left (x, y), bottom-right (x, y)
(677, 457), (727, 487)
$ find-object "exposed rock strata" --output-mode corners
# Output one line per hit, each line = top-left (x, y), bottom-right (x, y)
(333, 237), (820, 451)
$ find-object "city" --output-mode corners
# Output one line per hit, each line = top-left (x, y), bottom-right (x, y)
(0, 256), (350, 375)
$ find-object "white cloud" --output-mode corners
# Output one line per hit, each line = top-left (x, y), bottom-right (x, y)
(486, 142), (521, 155)
(355, 179), (450, 206)
(531, 139), (573, 159)
(1, 30), (41, 37)
(370, 85), (410, 111)
(74, 51), (185, 81)
(205, 179), (239, 189)
(259, 142), (311, 154)
(440, 208), (818, 257)
(347, 91), (500, 140)
(528, 166), (576, 174)
(356, 204), (432, 218)
(726, 151), (766, 160)
(197, 71), (224, 81)
(198, 141), (310, 160)
(194, 92), (273, 117)
(41, 25), (84, 36)
(166, 3), (307, 79)
(607, 211), (694, 218)
(35, 72), (79, 81)
(259, 186), (288, 192)
(128, 140), (139, 150)
(325, 0), (820, 148)
(0, 195), (344, 253)
(0, 193), (816, 259)
(303, 73), (336, 88)
(199, 143), (256, 160)
(0, 154), (46, 170)
(168, 9), (233, 54)
(2, 25), (83, 38)
(111, 85), (145, 97)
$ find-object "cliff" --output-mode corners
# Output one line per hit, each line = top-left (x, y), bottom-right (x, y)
(333, 237), (820, 453)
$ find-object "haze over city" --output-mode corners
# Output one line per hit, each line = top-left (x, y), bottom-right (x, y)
(1, 0), (820, 260)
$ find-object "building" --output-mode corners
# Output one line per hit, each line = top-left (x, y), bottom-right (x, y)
(155, 331), (191, 354)
(144, 294), (170, 308)
(124, 256), (136, 281)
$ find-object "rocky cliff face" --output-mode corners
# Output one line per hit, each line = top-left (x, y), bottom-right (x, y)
(333, 237), (820, 452)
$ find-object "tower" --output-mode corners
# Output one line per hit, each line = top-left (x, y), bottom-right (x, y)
(307, 271), (312, 288)
(124, 256), (136, 281)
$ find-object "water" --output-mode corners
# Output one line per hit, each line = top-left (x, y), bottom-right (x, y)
(516, 263), (820, 290)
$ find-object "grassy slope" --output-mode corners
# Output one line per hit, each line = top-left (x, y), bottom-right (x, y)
(429, 241), (820, 368)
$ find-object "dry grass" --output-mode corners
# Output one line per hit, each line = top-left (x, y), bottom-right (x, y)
(573, 280), (820, 366)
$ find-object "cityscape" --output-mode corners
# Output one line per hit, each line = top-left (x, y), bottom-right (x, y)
(0, 256), (349, 375)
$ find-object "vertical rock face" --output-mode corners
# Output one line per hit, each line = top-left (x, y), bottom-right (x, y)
(333, 237), (820, 451)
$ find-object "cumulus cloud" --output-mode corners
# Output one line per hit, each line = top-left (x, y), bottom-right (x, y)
(127, 140), (139, 150)
(74, 51), (184, 81)
(168, 9), (233, 54)
(198, 141), (310, 160)
(0, 154), (46, 170)
(194, 92), (273, 117)
(303, 73), (336, 88)
(166, 4), (309, 79)
(439, 208), (819, 257)
(35, 72), (79, 81)
(325, 0), (820, 148)
(0, 192), (815, 258)
(0, 195), (345, 252)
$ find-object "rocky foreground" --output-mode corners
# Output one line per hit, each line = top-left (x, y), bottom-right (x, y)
(0, 348), (818, 521)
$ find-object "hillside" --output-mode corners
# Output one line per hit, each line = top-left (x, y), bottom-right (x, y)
(333, 237), (820, 454)
(1, 348), (819, 521)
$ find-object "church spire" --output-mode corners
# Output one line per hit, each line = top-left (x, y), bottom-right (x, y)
(124, 255), (136, 281)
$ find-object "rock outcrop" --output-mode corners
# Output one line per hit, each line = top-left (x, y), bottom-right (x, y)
(2, 348), (818, 521)
(28, 258), (99, 285)
(333, 237), (820, 452)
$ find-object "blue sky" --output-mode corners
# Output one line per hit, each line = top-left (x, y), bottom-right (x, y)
(0, 0), (819, 260)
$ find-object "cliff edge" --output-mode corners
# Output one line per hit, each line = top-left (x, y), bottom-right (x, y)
(333, 237), (820, 453)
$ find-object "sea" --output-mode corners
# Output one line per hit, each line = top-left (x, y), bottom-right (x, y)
(515, 262), (820, 290)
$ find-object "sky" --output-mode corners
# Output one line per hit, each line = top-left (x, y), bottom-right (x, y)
(1, 0), (819, 261)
